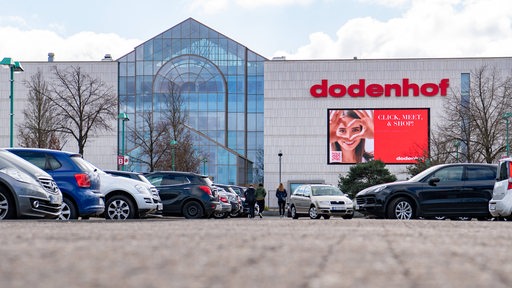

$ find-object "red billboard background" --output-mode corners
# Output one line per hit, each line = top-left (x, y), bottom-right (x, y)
(328, 108), (430, 164)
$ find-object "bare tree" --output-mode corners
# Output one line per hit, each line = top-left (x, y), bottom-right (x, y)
(18, 70), (64, 149)
(47, 66), (117, 155)
(128, 82), (201, 172)
(127, 111), (169, 171)
(435, 65), (512, 163)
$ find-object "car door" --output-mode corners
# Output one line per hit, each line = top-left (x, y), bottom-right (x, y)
(147, 173), (190, 214)
(459, 165), (496, 213)
(418, 165), (464, 214)
(297, 186), (312, 214)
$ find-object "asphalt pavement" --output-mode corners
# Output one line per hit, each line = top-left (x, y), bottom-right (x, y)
(1, 216), (511, 288)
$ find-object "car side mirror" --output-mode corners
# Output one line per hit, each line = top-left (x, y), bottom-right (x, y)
(428, 177), (440, 186)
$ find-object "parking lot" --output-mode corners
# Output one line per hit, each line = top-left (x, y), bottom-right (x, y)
(1, 216), (512, 288)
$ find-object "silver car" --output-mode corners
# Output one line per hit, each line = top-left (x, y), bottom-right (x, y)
(289, 184), (354, 220)
(0, 149), (62, 219)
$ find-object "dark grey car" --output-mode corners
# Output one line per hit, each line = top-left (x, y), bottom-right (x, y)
(0, 149), (62, 219)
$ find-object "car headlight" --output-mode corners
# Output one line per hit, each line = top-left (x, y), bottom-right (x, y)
(373, 185), (387, 193)
(134, 184), (151, 195)
(0, 167), (39, 185)
(318, 201), (331, 207)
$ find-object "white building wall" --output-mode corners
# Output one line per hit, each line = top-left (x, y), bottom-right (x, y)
(264, 57), (512, 208)
(0, 61), (118, 170)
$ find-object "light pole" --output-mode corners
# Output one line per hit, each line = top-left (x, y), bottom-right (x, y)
(504, 112), (512, 157)
(1, 58), (24, 147)
(278, 150), (283, 184)
(171, 139), (177, 170)
(118, 112), (129, 170)
(202, 158), (208, 175)
(454, 140), (460, 162)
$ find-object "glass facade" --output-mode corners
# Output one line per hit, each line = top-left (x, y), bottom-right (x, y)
(117, 18), (266, 185)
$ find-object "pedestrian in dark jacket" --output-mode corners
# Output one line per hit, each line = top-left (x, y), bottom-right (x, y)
(244, 184), (257, 218)
(275, 183), (287, 217)
(255, 183), (267, 218)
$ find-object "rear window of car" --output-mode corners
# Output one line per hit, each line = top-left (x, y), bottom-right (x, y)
(497, 161), (510, 181)
(466, 166), (496, 181)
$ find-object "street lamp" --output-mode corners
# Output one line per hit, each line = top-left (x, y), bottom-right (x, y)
(504, 112), (512, 157)
(171, 139), (178, 170)
(202, 158), (208, 175)
(1, 57), (24, 147)
(278, 150), (283, 184)
(454, 140), (460, 162)
(118, 112), (129, 170)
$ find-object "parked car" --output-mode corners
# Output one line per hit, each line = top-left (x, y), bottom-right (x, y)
(83, 164), (162, 220)
(214, 184), (243, 217)
(0, 149), (62, 219)
(227, 185), (248, 216)
(145, 171), (221, 219)
(489, 157), (512, 219)
(288, 184), (354, 219)
(7, 148), (104, 220)
(211, 187), (233, 219)
(355, 163), (497, 220)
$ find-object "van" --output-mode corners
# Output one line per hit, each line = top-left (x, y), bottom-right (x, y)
(489, 158), (512, 219)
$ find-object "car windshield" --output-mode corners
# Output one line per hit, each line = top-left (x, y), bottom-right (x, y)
(311, 186), (343, 196)
(0, 150), (46, 176)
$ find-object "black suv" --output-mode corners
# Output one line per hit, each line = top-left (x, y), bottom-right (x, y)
(144, 171), (220, 219)
(355, 163), (497, 220)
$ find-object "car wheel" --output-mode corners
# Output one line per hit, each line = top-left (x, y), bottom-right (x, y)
(323, 215), (331, 220)
(212, 211), (228, 219)
(59, 197), (78, 220)
(387, 197), (414, 220)
(182, 201), (204, 219)
(291, 205), (299, 219)
(0, 189), (16, 219)
(105, 195), (136, 220)
(342, 213), (354, 220)
(309, 206), (321, 219)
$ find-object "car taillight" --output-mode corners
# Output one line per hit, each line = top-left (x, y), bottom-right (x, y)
(220, 195), (229, 203)
(75, 173), (91, 188)
(508, 179), (512, 190)
(199, 185), (212, 196)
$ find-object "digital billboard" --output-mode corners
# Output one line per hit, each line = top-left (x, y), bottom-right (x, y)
(328, 108), (430, 164)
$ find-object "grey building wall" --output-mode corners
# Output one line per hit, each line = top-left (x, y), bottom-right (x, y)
(264, 57), (512, 208)
(0, 61), (118, 170)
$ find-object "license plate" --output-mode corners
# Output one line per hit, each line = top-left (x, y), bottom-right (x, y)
(331, 205), (345, 211)
(50, 194), (62, 204)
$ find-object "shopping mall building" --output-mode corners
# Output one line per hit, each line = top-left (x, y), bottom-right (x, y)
(1, 18), (511, 208)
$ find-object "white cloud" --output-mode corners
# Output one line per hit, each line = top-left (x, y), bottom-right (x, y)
(275, 0), (512, 59)
(0, 27), (140, 61)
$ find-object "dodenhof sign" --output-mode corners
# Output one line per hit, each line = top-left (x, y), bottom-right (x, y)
(310, 78), (449, 98)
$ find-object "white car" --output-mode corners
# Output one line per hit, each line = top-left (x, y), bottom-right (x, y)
(289, 184), (354, 219)
(86, 163), (162, 220)
(489, 157), (512, 219)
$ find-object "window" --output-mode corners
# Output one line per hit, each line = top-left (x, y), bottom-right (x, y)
(466, 166), (496, 181)
(431, 166), (463, 181)
(498, 162), (509, 181)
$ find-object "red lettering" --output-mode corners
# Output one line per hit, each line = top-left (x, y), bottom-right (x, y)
(309, 78), (450, 98)
(310, 80), (328, 97)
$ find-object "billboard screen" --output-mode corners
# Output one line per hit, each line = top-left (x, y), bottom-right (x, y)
(328, 108), (430, 164)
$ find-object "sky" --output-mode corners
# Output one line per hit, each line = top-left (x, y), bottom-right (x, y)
(0, 0), (511, 61)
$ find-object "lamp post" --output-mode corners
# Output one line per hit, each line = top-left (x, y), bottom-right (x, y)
(454, 140), (460, 162)
(118, 112), (129, 170)
(504, 112), (512, 157)
(278, 150), (283, 184)
(202, 158), (208, 175)
(1, 58), (24, 147)
(171, 139), (177, 170)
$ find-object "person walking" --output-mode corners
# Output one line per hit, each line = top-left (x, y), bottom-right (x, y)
(275, 183), (287, 217)
(255, 183), (267, 218)
(244, 184), (257, 218)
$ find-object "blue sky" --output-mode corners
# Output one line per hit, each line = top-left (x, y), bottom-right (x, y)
(1, 0), (510, 61)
